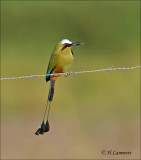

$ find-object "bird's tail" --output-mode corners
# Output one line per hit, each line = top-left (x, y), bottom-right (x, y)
(48, 80), (55, 101)
(35, 80), (55, 135)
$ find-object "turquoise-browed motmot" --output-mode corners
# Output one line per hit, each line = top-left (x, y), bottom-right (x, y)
(35, 39), (83, 135)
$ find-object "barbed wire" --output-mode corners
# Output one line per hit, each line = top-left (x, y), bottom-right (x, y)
(0, 66), (140, 80)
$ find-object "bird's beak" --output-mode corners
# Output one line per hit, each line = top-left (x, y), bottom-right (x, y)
(71, 42), (84, 47)
(62, 41), (84, 51)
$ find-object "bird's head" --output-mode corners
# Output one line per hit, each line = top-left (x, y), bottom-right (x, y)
(54, 39), (83, 54)
(60, 39), (83, 51)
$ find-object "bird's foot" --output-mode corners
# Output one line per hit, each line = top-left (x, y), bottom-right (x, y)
(65, 72), (72, 77)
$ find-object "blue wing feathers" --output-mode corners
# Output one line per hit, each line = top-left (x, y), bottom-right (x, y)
(46, 67), (56, 82)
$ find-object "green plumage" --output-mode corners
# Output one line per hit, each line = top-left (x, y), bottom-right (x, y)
(46, 40), (74, 82)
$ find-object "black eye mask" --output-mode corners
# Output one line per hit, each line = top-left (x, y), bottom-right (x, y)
(61, 43), (72, 51)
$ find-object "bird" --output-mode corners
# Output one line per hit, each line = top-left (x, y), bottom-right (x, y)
(35, 39), (83, 135)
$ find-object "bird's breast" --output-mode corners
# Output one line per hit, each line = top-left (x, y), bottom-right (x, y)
(57, 52), (74, 70)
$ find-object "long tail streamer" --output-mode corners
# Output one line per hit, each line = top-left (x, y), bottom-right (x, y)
(35, 80), (55, 135)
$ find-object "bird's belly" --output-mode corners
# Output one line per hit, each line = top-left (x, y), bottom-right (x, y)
(57, 54), (74, 70)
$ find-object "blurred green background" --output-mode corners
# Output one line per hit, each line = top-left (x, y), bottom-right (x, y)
(1, 1), (140, 159)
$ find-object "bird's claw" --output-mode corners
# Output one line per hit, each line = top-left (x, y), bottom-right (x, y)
(65, 72), (71, 77)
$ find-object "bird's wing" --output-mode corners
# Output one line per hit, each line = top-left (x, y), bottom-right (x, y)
(46, 54), (58, 82)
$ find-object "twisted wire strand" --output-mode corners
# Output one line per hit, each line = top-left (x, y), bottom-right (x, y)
(0, 66), (140, 80)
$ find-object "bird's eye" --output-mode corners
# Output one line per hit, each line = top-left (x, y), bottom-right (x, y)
(61, 43), (68, 51)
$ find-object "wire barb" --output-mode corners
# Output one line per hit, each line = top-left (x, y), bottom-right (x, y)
(0, 66), (140, 80)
